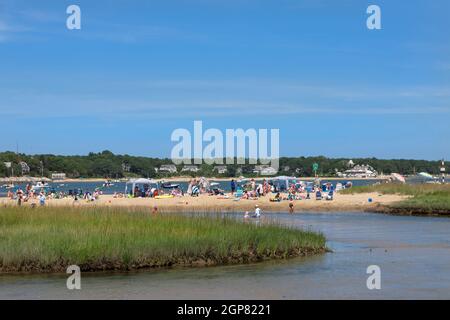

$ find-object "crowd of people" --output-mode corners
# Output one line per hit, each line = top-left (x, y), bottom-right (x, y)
(3, 178), (339, 213)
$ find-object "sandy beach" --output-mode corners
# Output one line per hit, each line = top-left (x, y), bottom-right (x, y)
(0, 192), (408, 213)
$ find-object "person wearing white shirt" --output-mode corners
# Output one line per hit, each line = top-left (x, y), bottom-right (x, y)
(254, 205), (261, 218)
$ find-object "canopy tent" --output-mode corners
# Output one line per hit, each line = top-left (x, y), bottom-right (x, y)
(125, 178), (158, 195)
(418, 172), (434, 180)
(269, 176), (297, 191)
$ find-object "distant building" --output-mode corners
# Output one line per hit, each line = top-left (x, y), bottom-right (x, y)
(213, 166), (228, 174)
(157, 164), (177, 173)
(343, 164), (377, 178)
(282, 166), (290, 172)
(181, 165), (199, 173)
(51, 173), (66, 180)
(253, 165), (278, 176)
(261, 167), (278, 175)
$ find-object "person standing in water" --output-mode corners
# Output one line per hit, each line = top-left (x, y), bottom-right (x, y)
(254, 205), (261, 218)
(289, 201), (294, 214)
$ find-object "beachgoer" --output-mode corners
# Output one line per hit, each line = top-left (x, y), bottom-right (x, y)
(254, 205), (261, 218)
(16, 189), (23, 206)
(152, 206), (158, 214)
(231, 179), (236, 195)
(39, 192), (46, 206)
(289, 201), (294, 214)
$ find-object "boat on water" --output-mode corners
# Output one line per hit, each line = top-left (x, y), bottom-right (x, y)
(31, 182), (50, 191)
(1, 184), (15, 189)
(161, 182), (180, 189)
(103, 180), (114, 187)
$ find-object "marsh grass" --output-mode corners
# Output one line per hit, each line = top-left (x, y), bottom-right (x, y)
(341, 184), (450, 214)
(0, 207), (326, 273)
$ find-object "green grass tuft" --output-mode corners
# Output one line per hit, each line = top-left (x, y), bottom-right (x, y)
(0, 207), (326, 273)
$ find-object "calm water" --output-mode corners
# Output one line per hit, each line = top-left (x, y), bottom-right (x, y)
(1, 211), (450, 300)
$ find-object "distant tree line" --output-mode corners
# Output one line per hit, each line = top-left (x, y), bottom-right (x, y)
(0, 150), (447, 179)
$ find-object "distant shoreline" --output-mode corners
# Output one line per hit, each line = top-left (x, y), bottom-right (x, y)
(0, 176), (389, 183)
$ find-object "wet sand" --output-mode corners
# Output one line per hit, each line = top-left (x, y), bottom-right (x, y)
(0, 192), (408, 213)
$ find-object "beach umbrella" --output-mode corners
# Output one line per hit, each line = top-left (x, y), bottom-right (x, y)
(198, 177), (210, 191)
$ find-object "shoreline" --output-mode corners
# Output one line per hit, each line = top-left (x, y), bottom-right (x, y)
(0, 247), (328, 274)
(369, 205), (450, 217)
(0, 192), (408, 213)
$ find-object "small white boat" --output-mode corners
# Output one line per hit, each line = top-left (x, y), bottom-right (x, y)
(1, 184), (15, 189)
(31, 182), (50, 190)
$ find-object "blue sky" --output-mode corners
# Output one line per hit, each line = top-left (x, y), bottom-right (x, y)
(0, 0), (449, 160)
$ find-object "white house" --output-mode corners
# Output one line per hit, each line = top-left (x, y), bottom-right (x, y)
(51, 173), (66, 180)
(158, 164), (177, 173)
(343, 164), (378, 178)
(181, 165), (199, 172)
(254, 165), (278, 176)
(213, 166), (228, 174)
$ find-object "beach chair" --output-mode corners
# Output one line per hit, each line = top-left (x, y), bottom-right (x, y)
(315, 191), (322, 200)
(234, 187), (244, 198)
(191, 186), (200, 197)
(326, 191), (334, 201)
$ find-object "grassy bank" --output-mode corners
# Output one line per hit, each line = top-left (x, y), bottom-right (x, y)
(341, 184), (450, 215)
(0, 207), (326, 273)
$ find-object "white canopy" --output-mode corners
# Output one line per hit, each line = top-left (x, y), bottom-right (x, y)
(125, 178), (158, 194)
(418, 172), (433, 179)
